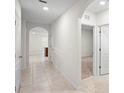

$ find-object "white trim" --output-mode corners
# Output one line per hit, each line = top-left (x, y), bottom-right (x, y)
(93, 26), (101, 76)
(98, 24), (109, 27)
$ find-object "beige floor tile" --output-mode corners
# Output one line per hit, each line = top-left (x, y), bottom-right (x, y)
(19, 86), (32, 93)
(20, 55), (108, 93)
(21, 81), (32, 88)
(78, 76), (109, 93)
(33, 87), (51, 93)
(33, 91), (51, 93)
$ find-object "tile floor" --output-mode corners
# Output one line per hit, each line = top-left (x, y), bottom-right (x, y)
(81, 56), (93, 79)
(78, 75), (109, 93)
(19, 55), (109, 93)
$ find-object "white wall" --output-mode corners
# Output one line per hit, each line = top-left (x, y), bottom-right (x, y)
(81, 9), (109, 26)
(81, 10), (96, 26)
(96, 9), (109, 26)
(81, 26), (93, 57)
(26, 22), (50, 32)
(50, 0), (93, 88)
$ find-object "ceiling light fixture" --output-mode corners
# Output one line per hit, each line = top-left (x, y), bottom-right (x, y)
(99, 0), (106, 5)
(43, 6), (49, 11)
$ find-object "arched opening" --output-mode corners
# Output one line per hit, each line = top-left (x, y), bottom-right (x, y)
(81, 0), (109, 80)
(29, 27), (48, 62)
(78, 0), (109, 92)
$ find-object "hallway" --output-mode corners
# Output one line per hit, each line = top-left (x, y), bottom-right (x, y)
(20, 55), (83, 93)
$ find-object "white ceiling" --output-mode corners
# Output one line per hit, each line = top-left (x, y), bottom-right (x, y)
(20, 0), (79, 24)
(86, 0), (109, 13)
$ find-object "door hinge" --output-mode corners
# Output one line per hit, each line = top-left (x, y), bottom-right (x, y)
(99, 48), (101, 51)
(15, 86), (16, 92)
(99, 66), (101, 69)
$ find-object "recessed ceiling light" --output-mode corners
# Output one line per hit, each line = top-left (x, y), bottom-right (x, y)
(99, 1), (106, 5)
(43, 6), (49, 11)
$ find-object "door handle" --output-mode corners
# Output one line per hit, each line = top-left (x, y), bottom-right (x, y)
(19, 56), (23, 58)
(15, 53), (23, 58)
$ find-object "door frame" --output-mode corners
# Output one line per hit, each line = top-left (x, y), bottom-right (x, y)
(81, 23), (108, 77)
(81, 23), (109, 79)
(98, 24), (109, 75)
(81, 24), (96, 77)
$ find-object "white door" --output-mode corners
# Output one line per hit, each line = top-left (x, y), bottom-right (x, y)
(15, 0), (22, 92)
(100, 25), (109, 75)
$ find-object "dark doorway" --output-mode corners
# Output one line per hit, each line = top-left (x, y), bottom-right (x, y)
(45, 47), (48, 57)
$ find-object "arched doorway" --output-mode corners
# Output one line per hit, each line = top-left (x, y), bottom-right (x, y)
(81, 0), (109, 79)
(29, 27), (48, 62)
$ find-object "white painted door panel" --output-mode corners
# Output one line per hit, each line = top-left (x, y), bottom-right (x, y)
(100, 25), (109, 75)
